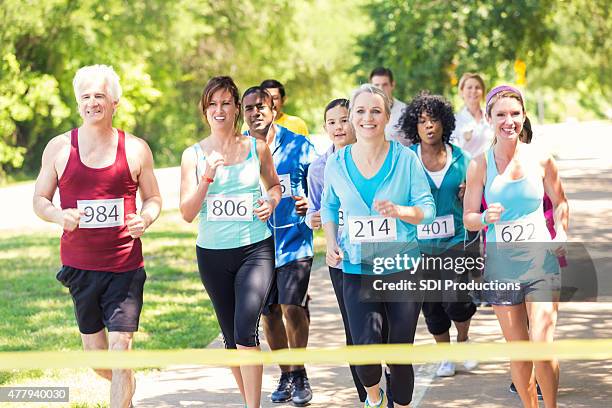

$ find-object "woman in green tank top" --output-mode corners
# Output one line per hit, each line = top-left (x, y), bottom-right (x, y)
(179, 76), (281, 408)
(463, 85), (569, 408)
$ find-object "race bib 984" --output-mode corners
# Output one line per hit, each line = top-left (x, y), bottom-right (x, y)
(77, 198), (124, 228)
(348, 216), (397, 243)
(207, 194), (253, 221)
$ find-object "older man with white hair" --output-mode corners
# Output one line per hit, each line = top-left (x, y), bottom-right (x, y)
(33, 65), (161, 408)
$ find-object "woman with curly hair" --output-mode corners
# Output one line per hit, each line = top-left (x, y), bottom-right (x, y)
(401, 92), (479, 378)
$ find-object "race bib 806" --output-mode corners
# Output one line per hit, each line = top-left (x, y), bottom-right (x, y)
(348, 216), (397, 243)
(77, 198), (124, 228)
(207, 194), (253, 221)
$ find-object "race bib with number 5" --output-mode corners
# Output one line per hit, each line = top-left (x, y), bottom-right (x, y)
(278, 174), (292, 198)
(348, 216), (397, 243)
(77, 198), (124, 228)
(495, 212), (547, 243)
(417, 214), (455, 240)
(207, 194), (253, 221)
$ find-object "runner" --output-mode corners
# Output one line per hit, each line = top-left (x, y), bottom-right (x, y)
(450, 73), (493, 158)
(33, 64), (162, 408)
(369, 67), (408, 145)
(304, 98), (368, 402)
(402, 92), (478, 378)
(321, 84), (435, 408)
(464, 85), (569, 408)
(260, 79), (310, 136)
(179, 76), (281, 408)
(242, 86), (317, 406)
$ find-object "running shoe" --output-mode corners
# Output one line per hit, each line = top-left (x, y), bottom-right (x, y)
(509, 382), (517, 394)
(291, 369), (313, 406)
(270, 372), (293, 403)
(509, 382), (543, 401)
(364, 389), (387, 408)
(436, 361), (456, 377)
(461, 339), (479, 370)
(384, 369), (394, 408)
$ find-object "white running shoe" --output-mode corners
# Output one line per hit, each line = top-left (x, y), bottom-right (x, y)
(436, 361), (456, 377)
(461, 339), (479, 370)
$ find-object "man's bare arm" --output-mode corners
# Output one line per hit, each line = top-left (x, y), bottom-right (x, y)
(33, 135), (80, 230)
(127, 137), (161, 237)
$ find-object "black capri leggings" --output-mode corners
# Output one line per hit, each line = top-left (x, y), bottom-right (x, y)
(329, 267), (368, 402)
(196, 236), (275, 348)
(343, 272), (422, 406)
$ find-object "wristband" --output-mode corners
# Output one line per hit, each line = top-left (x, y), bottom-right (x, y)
(202, 176), (214, 184)
(480, 210), (488, 226)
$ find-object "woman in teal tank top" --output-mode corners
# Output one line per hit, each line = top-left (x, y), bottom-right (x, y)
(464, 85), (569, 408)
(179, 76), (281, 408)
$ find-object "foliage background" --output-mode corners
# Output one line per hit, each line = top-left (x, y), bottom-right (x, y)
(1, 0), (609, 182)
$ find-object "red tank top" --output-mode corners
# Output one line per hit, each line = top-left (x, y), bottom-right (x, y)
(59, 128), (143, 272)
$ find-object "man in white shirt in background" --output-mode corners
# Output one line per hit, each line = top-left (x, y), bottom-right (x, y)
(370, 67), (409, 146)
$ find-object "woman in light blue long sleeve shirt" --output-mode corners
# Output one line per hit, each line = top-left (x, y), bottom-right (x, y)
(320, 85), (435, 408)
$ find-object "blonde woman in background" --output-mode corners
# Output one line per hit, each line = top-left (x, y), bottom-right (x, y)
(451, 73), (493, 158)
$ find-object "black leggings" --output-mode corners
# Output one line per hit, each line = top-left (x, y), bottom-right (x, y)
(196, 236), (275, 348)
(343, 272), (422, 406)
(329, 267), (368, 402)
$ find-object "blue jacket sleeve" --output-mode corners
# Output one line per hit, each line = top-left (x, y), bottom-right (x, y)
(408, 154), (436, 224)
(320, 160), (340, 225)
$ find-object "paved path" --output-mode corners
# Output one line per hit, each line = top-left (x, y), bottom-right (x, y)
(2, 121), (611, 407)
(131, 121), (612, 407)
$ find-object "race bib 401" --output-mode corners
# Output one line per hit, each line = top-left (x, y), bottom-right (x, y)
(417, 214), (455, 240)
(77, 198), (124, 228)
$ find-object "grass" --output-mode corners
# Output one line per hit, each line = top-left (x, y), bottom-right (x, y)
(0, 211), (326, 407)
(0, 211), (217, 406)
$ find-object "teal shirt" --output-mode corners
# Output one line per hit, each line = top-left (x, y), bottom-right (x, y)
(483, 148), (559, 281)
(321, 141), (436, 275)
(410, 143), (469, 254)
(346, 143), (394, 206)
(194, 138), (272, 249)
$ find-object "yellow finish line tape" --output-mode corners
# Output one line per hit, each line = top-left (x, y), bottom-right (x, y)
(1, 339), (611, 369)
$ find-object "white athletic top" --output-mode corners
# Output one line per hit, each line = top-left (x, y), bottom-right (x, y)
(385, 97), (409, 145)
(418, 144), (452, 189)
(450, 106), (493, 158)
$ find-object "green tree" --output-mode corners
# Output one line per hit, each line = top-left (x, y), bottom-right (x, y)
(355, 0), (556, 100)
(528, 0), (611, 119)
(0, 0), (300, 179)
